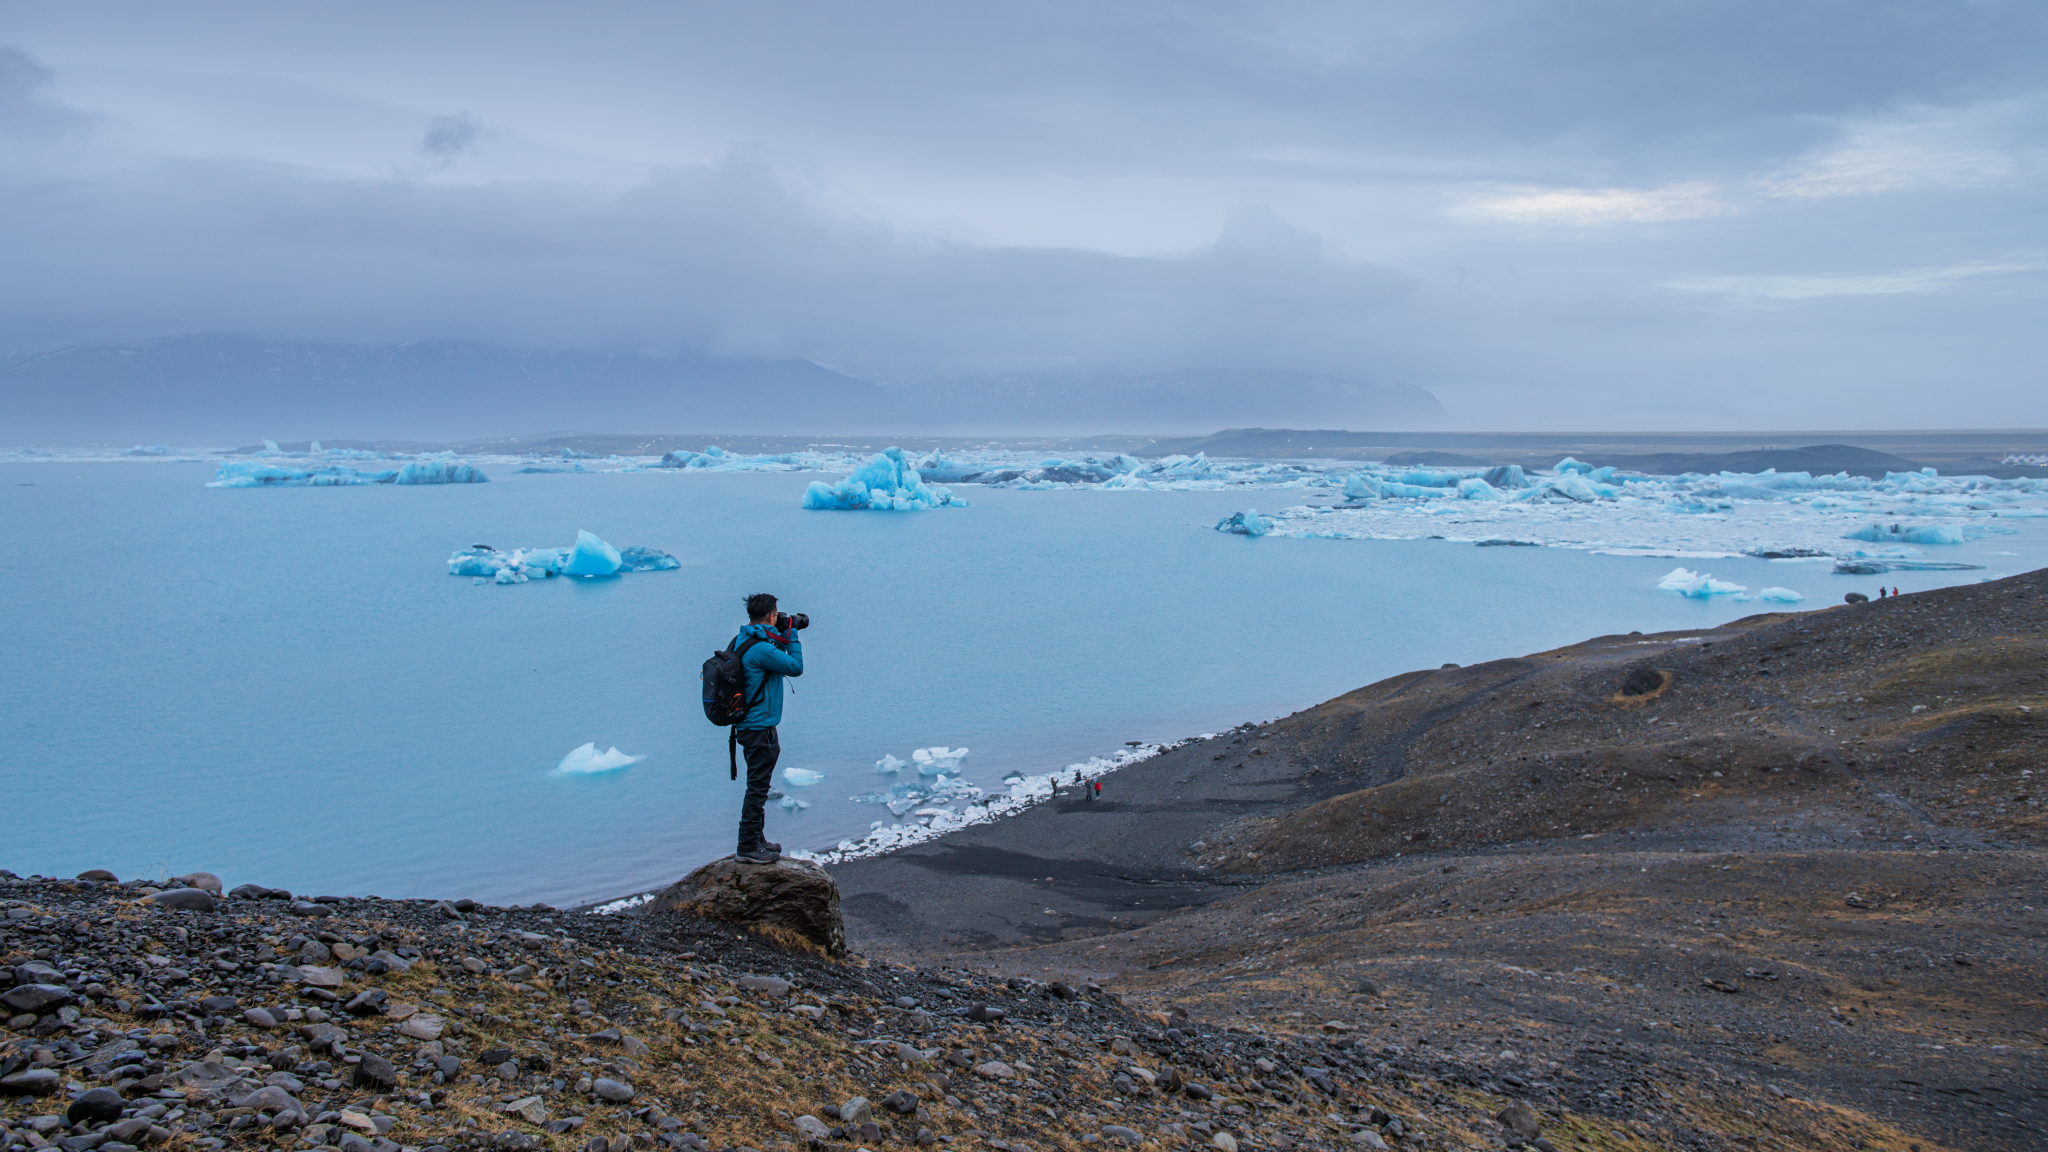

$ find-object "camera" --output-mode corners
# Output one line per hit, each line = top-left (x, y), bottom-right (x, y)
(776, 612), (810, 631)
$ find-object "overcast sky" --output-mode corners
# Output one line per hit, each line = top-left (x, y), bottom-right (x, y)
(2, 1), (2044, 431)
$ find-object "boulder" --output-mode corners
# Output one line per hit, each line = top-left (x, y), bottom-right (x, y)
(1496, 1101), (1541, 1140)
(644, 856), (845, 957)
(146, 888), (217, 912)
(76, 869), (118, 882)
(170, 872), (224, 895)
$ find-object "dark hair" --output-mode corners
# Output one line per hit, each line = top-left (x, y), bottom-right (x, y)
(746, 593), (778, 620)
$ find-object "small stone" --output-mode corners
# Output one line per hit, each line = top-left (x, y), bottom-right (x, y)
(1211, 1134), (1238, 1152)
(966, 1005), (1005, 1023)
(288, 900), (332, 918)
(68, 1087), (128, 1125)
(434, 900), (464, 920)
(353, 1054), (398, 1091)
(505, 1096), (549, 1124)
(1184, 1083), (1212, 1101)
(859, 1121), (883, 1144)
(739, 975), (793, 998)
(170, 871), (224, 893)
(794, 1116), (831, 1140)
(1350, 1131), (1387, 1149)
(1101, 1125), (1142, 1146)
(592, 1078), (634, 1104)
(0, 1068), (61, 1096)
(244, 1008), (279, 1029)
(345, 989), (389, 1016)
(399, 1015), (445, 1041)
(146, 888), (216, 912)
(237, 1085), (308, 1122)
(880, 1090), (919, 1115)
(1, 984), (75, 1014)
(1496, 1101), (1541, 1140)
(975, 1061), (1016, 1080)
(1353, 978), (1381, 997)
(893, 996), (918, 1009)
(76, 869), (119, 882)
(839, 1097), (873, 1124)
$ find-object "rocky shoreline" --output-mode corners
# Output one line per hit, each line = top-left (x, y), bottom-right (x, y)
(3, 864), (1646, 1152)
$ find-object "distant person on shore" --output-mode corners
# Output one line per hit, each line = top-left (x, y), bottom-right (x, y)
(1092, 779), (1102, 801)
(1878, 588), (1887, 598)
(1893, 587), (1901, 597)
(732, 593), (804, 864)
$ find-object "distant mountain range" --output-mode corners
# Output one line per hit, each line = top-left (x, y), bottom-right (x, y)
(0, 335), (1442, 442)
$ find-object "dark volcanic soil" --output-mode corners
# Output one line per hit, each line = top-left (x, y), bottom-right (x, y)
(834, 570), (2048, 1152)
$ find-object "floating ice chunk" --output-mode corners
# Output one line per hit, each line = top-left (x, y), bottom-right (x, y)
(1479, 464), (1530, 489)
(1554, 456), (1595, 475)
(564, 529), (623, 576)
(210, 458), (489, 487)
(557, 743), (644, 773)
(1756, 587), (1806, 603)
(451, 537), (672, 583)
(803, 447), (964, 510)
(782, 768), (826, 787)
(1656, 567), (1748, 598)
(124, 444), (174, 456)
(875, 753), (907, 774)
(617, 545), (680, 572)
(1216, 509), (1273, 536)
(1843, 523), (1965, 545)
(1455, 477), (1505, 501)
(391, 461), (490, 485)
(911, 747), (969, 776)
(777, 795), (811, 811)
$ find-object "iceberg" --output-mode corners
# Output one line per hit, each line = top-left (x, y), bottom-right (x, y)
(1843, 523), (1966, 546)
(802, 447), (965, 510)
(1216, 509), (1273, 536)
(782, 767), (825, 787)
(449, 535), (676, 584)
(875, 753), (908, 774)
(1656, 567), (1748, 598)
(1554, 456), (1596, 475)
(124, 444), (174, 456)
(564, 529), (623, 576)
(556, 743), (644, 774)
(209, 459), (489, 487)
(911, 747), (969, 776)
(1755, 587), (1806, 603)
(1479, 465), (1530, 489)
(391, 461), (490, 485)
(1455, 477), (1505, 501)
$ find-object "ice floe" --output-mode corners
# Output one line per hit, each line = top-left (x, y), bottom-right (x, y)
(557, 743), (644, 774)
(1215, 509), (1273, 536)
(209, 458), (489, 487)
(795, 741), (1174, 864)
(449, 533), (677, 584)
(782, 768), (826, 787)
(802, 447), (966, 510)
(1656, 567), (1749, 598)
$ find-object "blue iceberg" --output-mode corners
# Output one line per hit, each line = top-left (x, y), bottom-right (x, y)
(802, 447), (965, 510)
(565, 529), (623, 576)
(911, 747), (969, 776)
(1755, 587), (1806, 603)
(210, 458), (490, 487)
(1656, 567), (1747, 598)
(782, 767), (826, 787)
(557, 743), (644, 774)
(449, 533), (677, 584)
(1843, 523), (1965, 546)
(1216, 509), (1273, 536)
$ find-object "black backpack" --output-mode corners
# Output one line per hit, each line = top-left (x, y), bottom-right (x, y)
(701, 634), (769, 779)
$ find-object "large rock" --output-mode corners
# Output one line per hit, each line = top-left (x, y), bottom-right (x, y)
(644, 856), (845, 957)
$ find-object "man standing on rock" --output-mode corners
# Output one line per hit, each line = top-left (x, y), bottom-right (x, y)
(733, 593), (804, 864)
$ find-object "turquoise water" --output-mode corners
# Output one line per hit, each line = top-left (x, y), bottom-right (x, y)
(1, 462), (2035, 907)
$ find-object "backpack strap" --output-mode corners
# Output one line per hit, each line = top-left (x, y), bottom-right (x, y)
(726, 634), (771, 781)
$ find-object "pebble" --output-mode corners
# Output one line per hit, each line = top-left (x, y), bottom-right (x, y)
(839, 1096), (874, 1124)
(975, 1061), (1017, 1079)
(880, 1090), (920, 1115)
(352, 1053), (397, 1091)
(67, 1087), (127, 1124)
(243, 1007), (279, 1028)
(739, 975), (793, 998)
(1210, 1133), (1238, 1152)
(0, 1068), (60, 1096)
(794, 1116), (832, 1140)
(1102, 1125), (1143, 1146)
(0, 983), (73, 1013)
(592, 1078), (635, 1104)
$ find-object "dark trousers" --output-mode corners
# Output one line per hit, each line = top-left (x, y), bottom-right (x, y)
(735, 726), (780, 852)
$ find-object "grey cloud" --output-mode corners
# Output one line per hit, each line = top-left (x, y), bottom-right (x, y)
(420, 111), (480, 160)
(0, 45), (91, 136)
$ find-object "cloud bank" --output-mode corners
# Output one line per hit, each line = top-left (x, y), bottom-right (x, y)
(1, 1), (2045, 436)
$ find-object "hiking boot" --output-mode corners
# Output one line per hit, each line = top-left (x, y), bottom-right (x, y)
(735, 848), (780, 865)
(759, 839), (782, 854)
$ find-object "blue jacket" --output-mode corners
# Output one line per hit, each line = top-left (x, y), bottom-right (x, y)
(735, 623), (803, 730)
